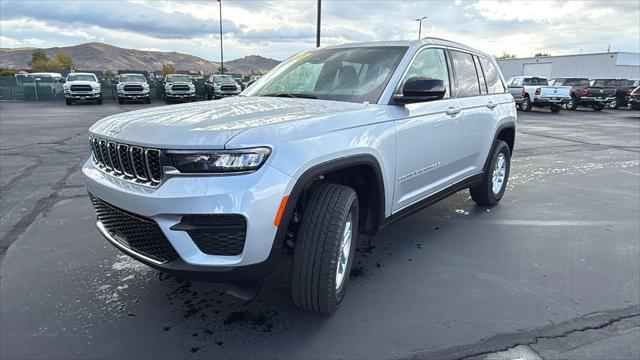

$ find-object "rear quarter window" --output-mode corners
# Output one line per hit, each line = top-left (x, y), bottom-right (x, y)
(479, 57), (506, 93)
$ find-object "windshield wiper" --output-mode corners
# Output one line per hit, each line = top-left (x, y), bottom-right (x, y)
(261, 93), (318, 99)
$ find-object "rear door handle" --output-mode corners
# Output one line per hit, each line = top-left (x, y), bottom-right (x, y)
(487, 101), (497, 109)
(445, 107), (461, 116)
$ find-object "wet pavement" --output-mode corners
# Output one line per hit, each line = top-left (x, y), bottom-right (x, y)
(1, 101), (639, 359)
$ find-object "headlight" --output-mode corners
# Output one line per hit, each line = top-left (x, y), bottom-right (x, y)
(166, 147), (271, 174)
(214, 83), (221, 89)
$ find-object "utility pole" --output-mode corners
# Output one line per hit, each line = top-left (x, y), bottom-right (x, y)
(414, 16), (427, 39)
(218, 0), (224, 74)
(316, 0), (321, 47)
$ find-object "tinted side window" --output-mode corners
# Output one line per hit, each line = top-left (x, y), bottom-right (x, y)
(451, 51), (480, 97)
(474, 56), (487, 94)
(479, 57), (506, 93)
(399, 48), (450, 98)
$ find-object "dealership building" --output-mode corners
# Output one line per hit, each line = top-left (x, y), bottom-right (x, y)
(497, 52), (640, 80)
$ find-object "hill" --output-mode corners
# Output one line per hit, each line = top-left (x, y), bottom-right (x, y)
(0, 42), (281, 75)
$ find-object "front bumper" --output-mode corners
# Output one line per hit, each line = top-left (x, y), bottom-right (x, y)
(65, 92), (102, 100)
(533, 96), (570, 105)
(214, 90), (241, 98)
(83, 159), (292, 281)
(118, 91), (150, 99)
(165, 92), (196, 100)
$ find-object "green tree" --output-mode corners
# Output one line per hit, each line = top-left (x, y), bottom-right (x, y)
(28, 49), (49, 67)
(217, 66), (228, 74)
(161, 63), (176, 75)
(534, 52), (551, 57)
(496, 52), (516, 59)
(0, 67), (17, 76)
(55, 52), (74, 70)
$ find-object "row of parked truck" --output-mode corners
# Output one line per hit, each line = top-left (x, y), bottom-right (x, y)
(507, 76), (640, 112)
(61, 71), (262, 105)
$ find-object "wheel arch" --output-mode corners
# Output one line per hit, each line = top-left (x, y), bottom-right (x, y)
(274, 154), (386, 248)
(482, 122), (516, 172)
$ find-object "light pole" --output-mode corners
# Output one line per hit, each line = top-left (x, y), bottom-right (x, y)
(316, 0), (321, 47)
(414, 16), (427, 39)
(218, 0), (224, 74)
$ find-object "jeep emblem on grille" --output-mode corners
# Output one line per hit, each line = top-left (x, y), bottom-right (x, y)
(109, 127), (121, 135)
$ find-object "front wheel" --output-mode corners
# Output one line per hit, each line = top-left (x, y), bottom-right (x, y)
(470, 140), (511, 206)
(291, 183), (359, 315)
(522, 96), (532, 112)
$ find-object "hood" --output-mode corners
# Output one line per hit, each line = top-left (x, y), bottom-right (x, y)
(89, 96), (365, 149)
(67, 80), (99, 86)
(119, 81), (147, 85)
(166, 81), (192, 85)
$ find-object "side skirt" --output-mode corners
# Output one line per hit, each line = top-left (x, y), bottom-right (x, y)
(381, 172), (484, 228)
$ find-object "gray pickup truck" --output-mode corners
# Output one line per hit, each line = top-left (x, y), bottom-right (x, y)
(550, 77), (615, 111)
(507, 76), (571, 112)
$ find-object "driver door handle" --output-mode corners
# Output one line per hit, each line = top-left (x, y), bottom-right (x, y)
(445, 106), (461, 116)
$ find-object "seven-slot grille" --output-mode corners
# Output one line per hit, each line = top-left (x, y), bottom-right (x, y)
(91, 196), (179, 264)
(123, 84), (144, 92)
(70, 84), (93, 92)
(171, 84), (190, 91)
(90, 136), (163, 186)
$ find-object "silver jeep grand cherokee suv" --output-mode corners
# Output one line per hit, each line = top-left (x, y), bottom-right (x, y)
(84, 38), (516, 314)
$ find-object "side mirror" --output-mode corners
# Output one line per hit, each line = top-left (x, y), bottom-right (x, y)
(59, 78), (66, 84)
(393, 77), (446, 105)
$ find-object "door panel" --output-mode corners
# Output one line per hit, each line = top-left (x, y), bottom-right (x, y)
(391, 47), (467, 213)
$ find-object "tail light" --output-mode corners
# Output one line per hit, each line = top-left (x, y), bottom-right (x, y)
(521, 88), (525, 97)
(535, 88), (541, 96)
(582, 87), (588, 96)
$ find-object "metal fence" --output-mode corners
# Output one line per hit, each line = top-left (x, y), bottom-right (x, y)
(0, 76), (208, 101)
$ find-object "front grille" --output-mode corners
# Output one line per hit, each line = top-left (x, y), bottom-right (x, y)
(123, 84), (144, 92)
(172, 84), (190, 91)
(92, 196), (179, 263)
(90, 136), (163, 187)
(171, 215), (247, 256)
(70, 85), (93, 92)
(221, 85), (237, 91)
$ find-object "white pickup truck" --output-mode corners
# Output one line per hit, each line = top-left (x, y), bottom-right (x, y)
(507, 76), (571, 112)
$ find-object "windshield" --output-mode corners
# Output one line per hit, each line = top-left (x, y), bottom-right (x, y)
(245, 46), (407, 103)
(67, 74), (97, 82)
(214, 75), (236, 84)
(120, 74), (146, 83)
(166, 75), (191, 83)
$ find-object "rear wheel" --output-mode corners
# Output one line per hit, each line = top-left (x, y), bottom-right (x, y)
(522, 96), (532, 112)
(593, 103), (604, 111)
(566, 97), (578, 110)
(470, 140), (511, 206)
(291, 183), (359, 315)
(608, 100), (618, 109)
(550, 104), (562, 113)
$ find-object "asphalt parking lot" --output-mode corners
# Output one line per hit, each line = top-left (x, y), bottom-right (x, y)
(1, 100), (639, 359)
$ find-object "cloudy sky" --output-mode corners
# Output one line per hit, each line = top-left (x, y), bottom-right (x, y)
(1, 0), (638, 61)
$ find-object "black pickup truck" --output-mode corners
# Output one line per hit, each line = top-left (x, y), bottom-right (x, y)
(550, 77), (615, 111)
(589, 79), (630, 109)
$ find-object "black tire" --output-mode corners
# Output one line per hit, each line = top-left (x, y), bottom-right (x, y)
(608, 100), (618, 109)
(205, 92), (212, 100)
(118, 97), (124, 104)
(593, 103), (604, 111)
(550, 104), (561, 113)
(65, 99), (72, 106)
(470, 140), (511, 206)
(96, 98), (103, 105)
(145, 97), (151, 104)
(522, 96), (532, 112)
(566, 97), (578, 110)
(291, 183), (359, 315)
